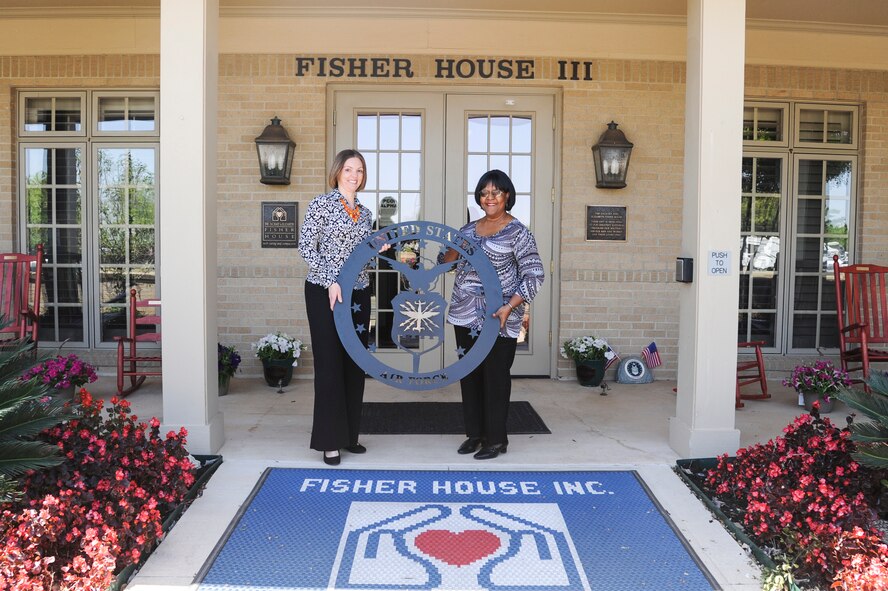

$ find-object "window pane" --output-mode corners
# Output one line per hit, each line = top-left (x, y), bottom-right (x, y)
(100, 229), (126, 264)
(129, 148), (156, 184)
(740, 196), (752, 233)
(55, 267), (83, 303)
(794, 276), (819, 310)
(796, 199), (822, 234)
(820, 314), (839, 347)
(56, 188), (81, 224)
(130, 228), (155, 264)
(757, 107), (783, 142)
(741, 158), (752, 193)
(98, 148), (128, 186)
(511, 195), (531, 227)
(56, 228), (81, 264)
(827, 111), (852, 144)
(821, 277), (837, 312)
(24, 97), (53, 132)
(489, 117), (509, 152)
(100, 267), (127, 304)
(798, 109), (824, 143)
(28, 188), (51, 224)
(755, 159), (781, 194)
(400, 153), (420, 191)
(25, 148), (50, 182)
(129, 96), (156, 132)
(401, 115), (421, 151)
(754, 197), (779, 233)
(97, 96), (127, 131)
(467, 117), (488, 152)
(489, 154), (509, 173)
(357, 115), (377, 150)
(54, 97), (82, 132)
(378, 153), (398, 190)
(130, 188), (155, 225)
(795, 237), (821, 272)
(738, 275), (749, 306)
(751, 276), (777, 309)
(511, 155), (531, 193)
(100, 188), (125, 225)
(57, 307), (83, 342)
(797, 160), (823, 195)
(379, 115), (399, 150)
(750, 313), (776, 344)
(825, 161), (851, 198)
(28, 228), (52, 257)
(467, 155), (487, 190)
(101, 305), (127, 341)
(512, 117), (532, 153)
(362, 153), (377, 190)
(792, 314), (817, 348)
(825, 200), (849, 235)
(56, 149), (81, 185)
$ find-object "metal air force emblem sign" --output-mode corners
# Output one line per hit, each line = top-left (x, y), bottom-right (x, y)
(334, 221), (503, 390)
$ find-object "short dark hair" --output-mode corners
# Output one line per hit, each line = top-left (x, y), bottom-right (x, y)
(328, 149), (368, 192)
(473, 169), (516, 211)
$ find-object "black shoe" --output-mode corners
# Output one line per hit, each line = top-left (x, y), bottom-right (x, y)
(323, 451), (341, 465)
(474, 443), (507, 460)
(345, 443), (367, 454)
(457, 437), (483, 455)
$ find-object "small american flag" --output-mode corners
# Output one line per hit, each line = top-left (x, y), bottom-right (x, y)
(605, 347), (620, 370)
(642, 342), (662, 368)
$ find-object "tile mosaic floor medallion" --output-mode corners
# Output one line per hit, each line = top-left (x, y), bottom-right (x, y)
(197, 469), (717, 591)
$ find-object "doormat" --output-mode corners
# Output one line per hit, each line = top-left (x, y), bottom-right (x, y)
(360, 401), (551, 435)
(196, 468), (718, 591)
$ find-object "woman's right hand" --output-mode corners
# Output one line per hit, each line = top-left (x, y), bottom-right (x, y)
(328, 282), (343, 311)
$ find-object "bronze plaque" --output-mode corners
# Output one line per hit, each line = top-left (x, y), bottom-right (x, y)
(261, 202), (298, 248)
(586, 205), (627, 242)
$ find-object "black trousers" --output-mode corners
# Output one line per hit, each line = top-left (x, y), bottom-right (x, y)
(305, 281), (370, 452)
(454, 325), (518, 447)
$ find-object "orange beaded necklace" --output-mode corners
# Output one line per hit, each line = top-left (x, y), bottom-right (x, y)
(340, 197), (361, 223)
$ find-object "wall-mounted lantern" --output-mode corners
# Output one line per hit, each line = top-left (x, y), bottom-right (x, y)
(255, 116), (295, 185)
(591, 121), (633, 189)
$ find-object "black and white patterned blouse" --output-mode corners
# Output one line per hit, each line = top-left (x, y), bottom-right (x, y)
(298, 188), (373, 289)
(446, 219), (545, 338)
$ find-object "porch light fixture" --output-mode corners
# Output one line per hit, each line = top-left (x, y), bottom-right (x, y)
(255, 116), (296, 185)
(591, 121), (633, 189)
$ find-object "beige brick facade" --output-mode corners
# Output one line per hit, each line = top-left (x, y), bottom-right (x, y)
(3, 54), (887, 381)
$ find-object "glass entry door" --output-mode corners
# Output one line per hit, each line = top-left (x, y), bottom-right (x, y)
(332, 88), (554, 376)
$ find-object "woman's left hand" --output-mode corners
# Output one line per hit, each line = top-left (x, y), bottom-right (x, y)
(493, 305), (511, 329)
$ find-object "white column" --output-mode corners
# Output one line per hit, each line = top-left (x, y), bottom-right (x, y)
(669, 0), (745, 457)
(158, 0), (223, 454)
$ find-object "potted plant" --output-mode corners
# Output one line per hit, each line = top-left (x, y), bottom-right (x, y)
(21, 353), (98, 400)
(252, 332), (306, 387)
(217, 343), (241, 396)
(560, 335), (616, 387)
(782, 359), (852, 413)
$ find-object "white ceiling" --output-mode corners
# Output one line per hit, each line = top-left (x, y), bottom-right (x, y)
(1, 0), (887, 28)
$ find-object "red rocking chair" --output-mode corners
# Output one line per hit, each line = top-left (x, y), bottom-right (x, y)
(115, 289), (161, 396)
(833, 255), (888, 388)
(736, 340), (769, 409)
(0, 244), (43, 346)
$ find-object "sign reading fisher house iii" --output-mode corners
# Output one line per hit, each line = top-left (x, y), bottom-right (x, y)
(294, 56), (596, 81)
(261, 202), (298, 248)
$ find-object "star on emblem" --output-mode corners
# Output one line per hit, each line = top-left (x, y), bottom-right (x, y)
(351, 303), (362, 314)
(355, 323), (366, 334)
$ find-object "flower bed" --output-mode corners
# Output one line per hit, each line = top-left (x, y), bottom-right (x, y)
(676, 408), (888, 590)
(0, 390), (222, 590)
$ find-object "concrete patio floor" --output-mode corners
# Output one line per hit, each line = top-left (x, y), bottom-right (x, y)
(86, 374), (819, 591)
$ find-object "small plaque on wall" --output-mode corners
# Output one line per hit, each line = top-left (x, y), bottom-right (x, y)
(261, 202), (299, 248)
(586, 205), (627, 242)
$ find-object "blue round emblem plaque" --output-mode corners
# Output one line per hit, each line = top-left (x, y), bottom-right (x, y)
(333, 221), (503, 390)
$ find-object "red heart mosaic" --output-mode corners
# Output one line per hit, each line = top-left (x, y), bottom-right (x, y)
(414, 529), (501, 567)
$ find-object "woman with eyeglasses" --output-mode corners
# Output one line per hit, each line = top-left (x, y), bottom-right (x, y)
(441, 169), (545, 459)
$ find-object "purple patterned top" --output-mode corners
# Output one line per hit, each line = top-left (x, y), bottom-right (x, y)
(446, 219), (545, 338)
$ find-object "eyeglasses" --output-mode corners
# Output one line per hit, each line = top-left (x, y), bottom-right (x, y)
(479, 189), (505, 199)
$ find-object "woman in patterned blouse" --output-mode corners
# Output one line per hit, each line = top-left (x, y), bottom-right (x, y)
(441, 169), (545, 460)
(298, 149), (374, 466)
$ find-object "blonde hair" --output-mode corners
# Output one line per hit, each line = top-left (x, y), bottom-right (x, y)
(328, 149), (367, 192)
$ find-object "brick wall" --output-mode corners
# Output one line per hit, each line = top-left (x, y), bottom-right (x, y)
(2, 54), (887, 382)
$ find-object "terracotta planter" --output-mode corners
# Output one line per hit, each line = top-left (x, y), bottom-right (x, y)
(262, 358), (294, 387)
(575, 358), (606, 387)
